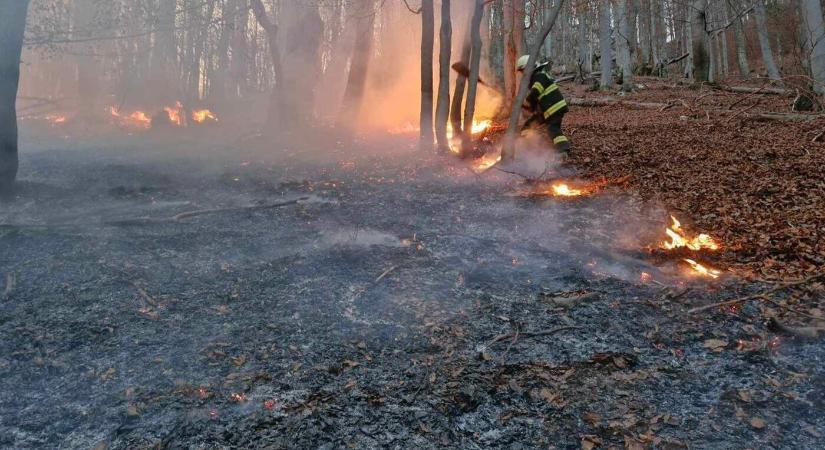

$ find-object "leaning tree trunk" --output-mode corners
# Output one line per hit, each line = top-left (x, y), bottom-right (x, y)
(599, 1), (613, 89)
(420, 0), (435, 151)
(0, 0), (29, 194)
(615, 0), (633, 91)
(462, 0), (484, 138)
(502, 0), (567, 161)
(691, 0), (710, 83)
(753, 0), (780, 82)
(435, 0), (452, 152)
(502, 0), (521, 112)
(801, 0), (825, 93)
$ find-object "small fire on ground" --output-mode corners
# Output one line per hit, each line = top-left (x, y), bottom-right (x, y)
(110, 102), (218, 129)
(516, 180), (605, 198)
(662, 215), (719, 251)
(659, 215), (722, 279)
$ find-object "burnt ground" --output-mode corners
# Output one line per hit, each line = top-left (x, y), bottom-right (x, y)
(1, 125), (823, 449)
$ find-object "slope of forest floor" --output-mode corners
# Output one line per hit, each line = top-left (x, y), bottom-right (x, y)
(562, 78), (825, 281)
(0, 124), (823, 449)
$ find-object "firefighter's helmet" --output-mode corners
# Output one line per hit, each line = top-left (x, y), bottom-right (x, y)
(516, 55), (531, 71)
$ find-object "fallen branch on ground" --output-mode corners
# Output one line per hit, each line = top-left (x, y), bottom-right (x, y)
(489, 325), (582, 345)
(688, 273), (825, 315)
(716, 85), (789, 96)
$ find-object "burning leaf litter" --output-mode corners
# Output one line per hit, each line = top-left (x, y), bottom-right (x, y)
(662, 215), (719, 251)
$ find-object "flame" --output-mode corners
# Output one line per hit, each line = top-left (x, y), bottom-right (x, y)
(164, 101), (184, 126)
(446, 119), (492, 149)
(551, 183), (584, 197)
(662, 216), (719, 251)
(683, 259), (721, 278)
(110, 107), (151, 128)
(192, 108), (218, 123)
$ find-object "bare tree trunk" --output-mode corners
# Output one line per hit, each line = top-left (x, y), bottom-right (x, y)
(420, 0), (435, 150)
(599, 1), (613, 89)
(691, 0), (710, 83)
(0, 0), (28, 194)
(339, 0), (375, 126)
(729, 0), (750, 77)
(502, 0), (567, 161)
(615, 0), (633, 90)
(249, 0), (284, 129)
(451, 30), (471, 140)
(72, 0), (100, 118)
(753, 0), (780, 82)
(463, 0), (485, 138)
(502, 0), (521, 111)
(435, 0), (452, 152)
(578, 10), (589, 76)
(800, 0), (825, 93)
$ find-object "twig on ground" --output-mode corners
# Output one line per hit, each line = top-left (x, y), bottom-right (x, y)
(105, 197), (308, 226)
(489, 325), (581, 345)
(688, 273), (825, 315)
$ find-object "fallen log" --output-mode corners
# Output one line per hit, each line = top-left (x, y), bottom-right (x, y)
(717, 85), (790, 96)
(568, 97), (668, 110)
(747, 112), (825, 122)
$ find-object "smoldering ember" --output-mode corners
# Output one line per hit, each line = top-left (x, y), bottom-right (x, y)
(2, 1), (825, 449)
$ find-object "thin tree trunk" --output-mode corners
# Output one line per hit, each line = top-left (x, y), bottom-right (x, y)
(502, 0), (567, 161)
(451, 30), (471, 140)
(503, 0), (520, 111)
(420, 0), (435, 150)
(729, 0), (750, 77)
(801, 0), (825, 93)
(599, 1), (613, 89)
(435, 0), (452, 152)
(462, 0), (484, 137)
(753, 0), (780, 82)
(72, 0), (100, 118)
(338, 0), (375, 126)
(0, 0), (29, 194)
(249, 0), (284, 129)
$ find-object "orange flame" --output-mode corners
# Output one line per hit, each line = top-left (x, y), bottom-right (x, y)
(662, 216), (719, 251)
(683, 259), (721, 278)
(164, 101), (184, 126)
(551, 183), (585, 197)
(191, 108), (218, 123)
(110, 107), (151, 128)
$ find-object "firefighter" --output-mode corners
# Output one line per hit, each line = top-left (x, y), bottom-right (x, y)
(517, 55), (572, 156)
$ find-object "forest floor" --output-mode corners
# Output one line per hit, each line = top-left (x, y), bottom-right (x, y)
(1, 80), (824, 449)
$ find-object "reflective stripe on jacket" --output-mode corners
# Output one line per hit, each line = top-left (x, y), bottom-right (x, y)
(525, 69), (568, 120)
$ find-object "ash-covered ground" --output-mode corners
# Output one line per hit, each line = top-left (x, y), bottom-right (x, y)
(1, 127), (822, 449)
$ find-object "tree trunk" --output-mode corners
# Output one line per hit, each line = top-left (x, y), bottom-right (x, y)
(72, 0), (100, 118)
(753, 0), (780, 82)
(451, 30), (471, 140)
(599, 1), (613, 89)
(0, 0), (29, 194)
(800, 0), (825, 93)
(578, 10), (589, 76)
(691, 0), (710, 83)
(614, 0), (633, 90)
(249, 0), (284, 129)
(729, 0), (750, 77)
(339, 0), (375, 127)
(435, 0), (452, 152)
(420, 0), (435, 150)
(502, 0), (567, 161)
(502, 0), (521, 111)
(462, 0), (485, 138)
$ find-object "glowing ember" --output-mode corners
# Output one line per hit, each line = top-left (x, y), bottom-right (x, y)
(683, 258), (721, 278)
(640, 272), (652, 283)
(551, 183), (584, 197)
(662, 216), (719, 251)
(470, 152), (501, 172)
(192, 108), (218, 123)
(164, 101), (184, 126)
(47, 115), (67, 125)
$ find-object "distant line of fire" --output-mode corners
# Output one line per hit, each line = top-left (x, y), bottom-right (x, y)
(41, 102), (218, 128)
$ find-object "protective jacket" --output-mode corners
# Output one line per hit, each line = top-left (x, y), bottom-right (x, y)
(523, 67), (571, 152)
